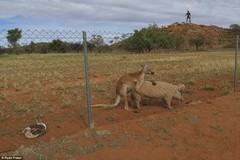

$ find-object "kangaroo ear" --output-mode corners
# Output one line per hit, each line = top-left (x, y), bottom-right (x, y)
(140, 64), (148, 71)
(141, 63), (147, 67)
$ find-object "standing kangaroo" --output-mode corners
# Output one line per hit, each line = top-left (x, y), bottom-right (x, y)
(91, 64), (154, 111)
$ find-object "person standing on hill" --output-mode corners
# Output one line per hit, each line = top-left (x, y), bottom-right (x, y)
(185, 10), (191, 23)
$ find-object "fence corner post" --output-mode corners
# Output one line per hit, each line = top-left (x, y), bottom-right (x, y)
(82, 31), (93, 129)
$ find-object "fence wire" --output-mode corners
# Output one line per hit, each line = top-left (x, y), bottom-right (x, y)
(0, 28), (239, 128)
(85, 31), (239, 102)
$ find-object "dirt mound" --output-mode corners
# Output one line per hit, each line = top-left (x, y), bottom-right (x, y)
(161, 23), (236, 49)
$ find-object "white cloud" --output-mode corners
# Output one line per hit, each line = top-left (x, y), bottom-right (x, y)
(0, 0), (239, 32)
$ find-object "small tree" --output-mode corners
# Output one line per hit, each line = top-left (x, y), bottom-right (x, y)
(157, 32), (175, 49)
(69, 42), (83, 53)
(7, 28), (22, 54)
(119, 23), (179, 53)
(90, 35), (105, 53)
(119, 24), (161, 53)
(229, 24), (240, 30)
(119, 30), (146, 53)
(0, 46), (5, 55)
(49, 39), (67, 53)
(87, 42), (95, 53)
(25, 41), (36, 53)
(38, 43), (50, 54)
(189, 36), (206, 51)
(174, 36), (185, 50)
(29, 41), (35, 53)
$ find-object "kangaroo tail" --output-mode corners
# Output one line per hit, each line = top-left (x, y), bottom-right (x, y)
(91, 95), (121, 108)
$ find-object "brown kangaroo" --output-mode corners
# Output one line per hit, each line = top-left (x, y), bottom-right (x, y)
(91, 64), (154, 111)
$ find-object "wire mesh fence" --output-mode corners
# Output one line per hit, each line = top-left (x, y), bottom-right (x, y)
(84, 30), (239, 128)
(0, 27), (239, 128)
(0, 29), (83, 54)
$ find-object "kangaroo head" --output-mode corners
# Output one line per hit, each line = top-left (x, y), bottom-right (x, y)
(140, 64), (154, 75)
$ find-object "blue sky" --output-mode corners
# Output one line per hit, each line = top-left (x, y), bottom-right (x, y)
(0, 0), (240, 32)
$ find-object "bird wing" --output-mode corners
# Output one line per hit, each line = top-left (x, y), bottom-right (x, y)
(29, 124), (46, 136)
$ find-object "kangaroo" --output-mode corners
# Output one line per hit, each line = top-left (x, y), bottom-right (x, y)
(132, 80), (185, 110)
(91, 64), (154, 111)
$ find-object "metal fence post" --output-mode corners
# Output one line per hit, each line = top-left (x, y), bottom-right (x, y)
(82, 31), (93, 128)
(234, 35), (239, 92)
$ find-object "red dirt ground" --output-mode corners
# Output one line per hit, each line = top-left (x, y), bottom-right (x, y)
(1, 90), (240, 159)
